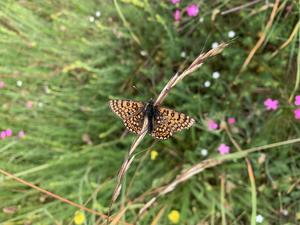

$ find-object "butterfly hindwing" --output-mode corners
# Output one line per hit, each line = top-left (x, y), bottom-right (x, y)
(124, 110), (145, 134)
(151, 107), (195, 140)
(109, 100), (146, 134)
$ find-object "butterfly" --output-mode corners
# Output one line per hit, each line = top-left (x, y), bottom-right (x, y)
(109, 99), (195, 140)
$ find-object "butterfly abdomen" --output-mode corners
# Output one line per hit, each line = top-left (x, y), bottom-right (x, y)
(144, 101), (157, 133)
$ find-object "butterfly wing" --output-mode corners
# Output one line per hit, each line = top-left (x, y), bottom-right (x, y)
(151, 107), (195, 140)
(123, 111), (146, 134)
(109, 100), (146, 134)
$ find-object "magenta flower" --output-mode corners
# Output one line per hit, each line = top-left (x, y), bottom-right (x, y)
(264, 98), (279, 111)
(218, 144), (230, 155)
(0, 81), (5, 88)
(18, 130), (26, 138)
(294, 109), (300, 120)
(170, 0), (180, 4)
(207, 119), (218, 130)
(5, 129), (12, 137)
(1, 131), (6, 139)
(228, 117), (236, 125)
(186, 4), (199, 17)
(294, 95), (300, 106)
(26, 101), (33, 109)
(173, 9), (181, 21)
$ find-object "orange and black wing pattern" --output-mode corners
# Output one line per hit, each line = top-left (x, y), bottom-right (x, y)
(109, 100), (146, 134)
(151, 107), (195, 140)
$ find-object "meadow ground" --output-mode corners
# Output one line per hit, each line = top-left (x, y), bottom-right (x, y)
(0, 0), (299, 224)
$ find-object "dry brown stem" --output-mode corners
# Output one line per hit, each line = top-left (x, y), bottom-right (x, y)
(240, 0), (280, 72)
(107, 43), (228, 222)
(154, 43), (228, 106)
(138, 137), (300, 215)
(105, 119), (148, 225)
(220, 0), (262, 15)
(0, 168), (132, 225)
(139, 158), (223, 215)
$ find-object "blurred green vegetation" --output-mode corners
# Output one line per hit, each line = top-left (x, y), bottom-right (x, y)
(0, 0), (299, 224)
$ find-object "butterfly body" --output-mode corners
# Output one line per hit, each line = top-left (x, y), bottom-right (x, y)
(144, 100), (158, 133)
(109, 99), (195, 140)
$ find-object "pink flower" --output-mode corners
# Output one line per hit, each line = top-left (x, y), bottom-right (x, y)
(294, 109), (300, 120)
(5, 129), (12, 137)
(207, 119), (218, 130)
(170, 0), (180, 4)
(218, 144), (230, 155)
(1, 131), (6, 139)
(173, 9), (181, 21)
(264, 98), (279, 111)
(26, 101), (33, 109)
(0, 81), (5, 88)
(228, 117), (236, 125)
(294, 95), (300, 106)
(18, 130), (25, 138)
(186, 4), (199, 17)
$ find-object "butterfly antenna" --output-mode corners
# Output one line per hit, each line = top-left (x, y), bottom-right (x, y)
(133, 85), (153, 103)
(200, 33), (211, 54)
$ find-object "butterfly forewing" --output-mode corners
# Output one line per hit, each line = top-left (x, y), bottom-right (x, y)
(109, 100), (145, 119)
(151, 107), (195, 140)
(109, 100), (146, 134)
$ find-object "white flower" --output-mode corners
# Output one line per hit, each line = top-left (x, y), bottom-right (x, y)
(212, 42), (219, 49)
(180, 51), (186, 58)
(89, 16), (95, 22)
(199, 17), (204, 23)
(256, 215), (264, 223)
(204, 80), (211, 87)
(95, 11), (101, 17)
(140, 50), (147, 56)
(201, 149), (208, 156)
(281, 209), (288, 216)
(38, 102), (43, 108)
(16, 80), (23, 87)
(228, 30), (236, 38)
(212, 71), (220, 79)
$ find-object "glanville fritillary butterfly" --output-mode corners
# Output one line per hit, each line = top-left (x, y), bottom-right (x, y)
(109, 99), (195, 140)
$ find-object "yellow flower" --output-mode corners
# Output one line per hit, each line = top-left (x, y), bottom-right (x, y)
(168, 210), (180, 224)
(296, 212), (300, 220)
(74, 211), (85, 225)
(150, 150), (158, 160)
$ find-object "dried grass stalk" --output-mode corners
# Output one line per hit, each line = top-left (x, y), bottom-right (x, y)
(106, 118), (148, 224)
(139, 158), (223, 215)
(155, 43), (228, 106)
(107, 43), (228, 222)
(240, 0), (280, 72)
(139, 137), (300, 215)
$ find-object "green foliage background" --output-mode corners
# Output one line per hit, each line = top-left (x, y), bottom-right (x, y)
(0, 0), (299, 224)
